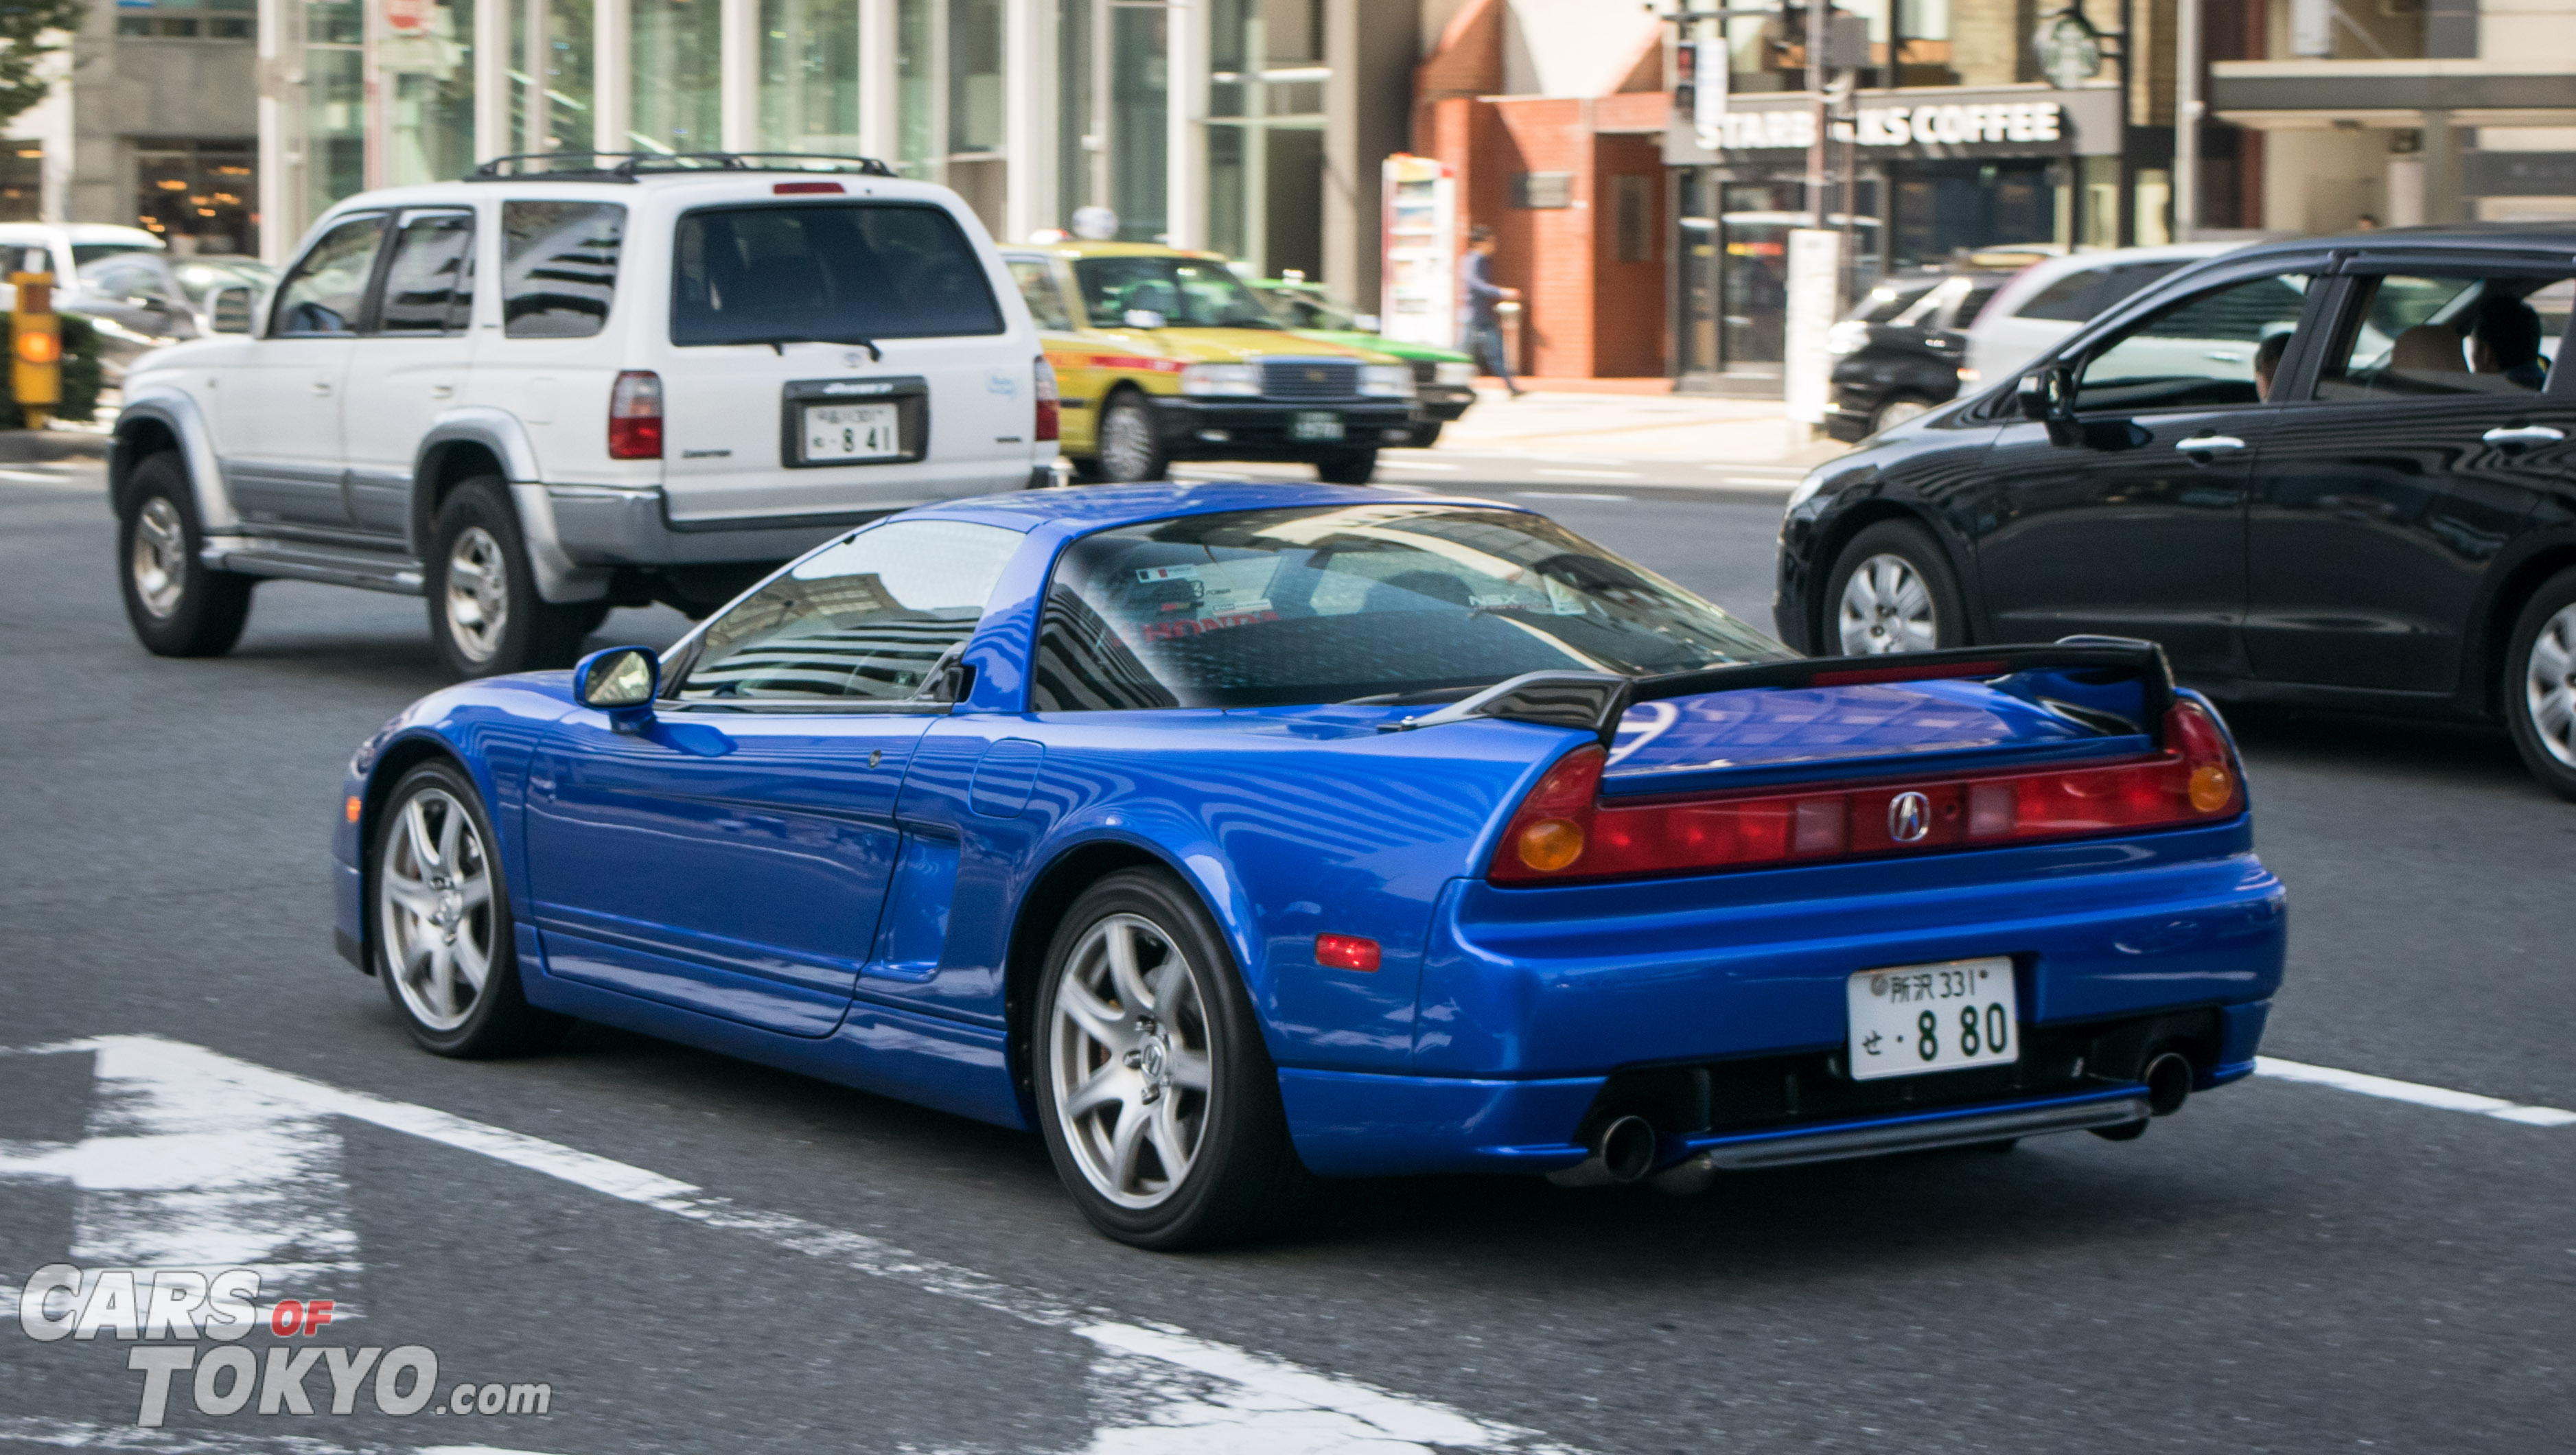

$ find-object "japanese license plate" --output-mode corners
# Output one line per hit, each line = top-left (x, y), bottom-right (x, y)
(802, 402), (902, 463)
(1290, 410), (1345, 442)
(1846, 957), (2017, 1081)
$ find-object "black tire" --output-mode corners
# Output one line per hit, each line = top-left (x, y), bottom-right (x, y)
(1030, 868), (1313, 1249)
(1820, 518), (1968, 657)
(1314, 449), (1379, 486)
(117, 452), (253, 657)
(1404, 421), (1444, 449)
(1094, 391), (1168, 482)
(425, 477), (595, 679)
(1067, 453), (1106, 485)
(2502, 565), (2576, 802)
(367, 760), (570, 1058)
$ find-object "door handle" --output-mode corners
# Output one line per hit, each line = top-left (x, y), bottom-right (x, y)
(2176, 434), (2247, 452)
(2483, 424), (2566, 445)
(430, 384), (455, 399)
(310, 381), (333, 397)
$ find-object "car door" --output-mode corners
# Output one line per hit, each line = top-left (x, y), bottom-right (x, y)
(2244, 266), (2576, 692)
(218, 212), (388, 527)
(340, 209), (478, 537)
(1973, 264), (2327, 679)
(523, 517), (1027, 1038)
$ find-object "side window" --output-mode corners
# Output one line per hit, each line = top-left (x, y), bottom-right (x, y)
(1010, 259), (1074, 331)
(2074, 272), (2313, 412)
(271, 215), (388, 336)
(87, 261), (166, 301)
(2314, 273), (2568, 400)
(676, 520), (1023, 703)
(375, 212), (475, 336)
(2015, 261), (2188, 324)
(501, 200), (623, 338)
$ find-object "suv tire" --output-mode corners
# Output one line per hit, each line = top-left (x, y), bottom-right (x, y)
(1822, 519), (1966, 656)
(2503, 565), (2576, 801)
(1095, 391), (1168, 482)
(1315, 450), (1378, 485)
(117, 452), (255, 657)
(426, 477), (596, 679)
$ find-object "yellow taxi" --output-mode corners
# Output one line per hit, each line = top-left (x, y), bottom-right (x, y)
(1001, 241), (1417, 483)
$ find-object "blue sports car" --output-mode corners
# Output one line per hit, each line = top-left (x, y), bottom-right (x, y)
(334, 482), (2285, 1248)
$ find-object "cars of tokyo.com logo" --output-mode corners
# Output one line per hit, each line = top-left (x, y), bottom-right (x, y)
(16, 1264), (552, 1429)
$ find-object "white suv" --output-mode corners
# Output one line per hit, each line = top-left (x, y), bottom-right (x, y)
(110, 154), (1060, 677)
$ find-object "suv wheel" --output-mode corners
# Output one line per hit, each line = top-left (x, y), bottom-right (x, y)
(2504, 566), (2576, 800)
(117, 452), (254, 657)
(1822, 520), (1965, 656)
(426, 478), (596, 679)
(1315, 450), (1378, 486)
(1095, 393), (1168, 482)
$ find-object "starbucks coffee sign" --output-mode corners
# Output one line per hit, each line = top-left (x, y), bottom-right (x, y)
(1664, 85), (2122, 163)
(1702, 100), (2065, 152)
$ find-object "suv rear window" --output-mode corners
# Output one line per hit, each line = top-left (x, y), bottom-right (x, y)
(502, 201), (624, 338)
(672, 203), (1003, 347)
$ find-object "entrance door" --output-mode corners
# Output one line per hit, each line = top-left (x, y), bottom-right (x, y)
(1717, 183), (1800, 375)
(2246, 268), (2576, 691)
(219, 212), (386, 527)
(1974, 266), (2325, 679)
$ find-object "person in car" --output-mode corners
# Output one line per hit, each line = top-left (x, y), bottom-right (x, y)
(2252, 330), (2290, 402)
(2468, 296), (2549, 391)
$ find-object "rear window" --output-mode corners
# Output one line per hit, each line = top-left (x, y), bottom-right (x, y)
(2012, 260), (2188, 323)
(673, 202), (1003, 347)
(502, 201), (624, 338)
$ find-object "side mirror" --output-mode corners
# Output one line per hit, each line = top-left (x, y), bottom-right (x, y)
(575, 647), (660, 717)
(1122, 308), (1167, 329)
(1350, 312), (1382, 334)
(2019, 364), (2081, 444)
(208, 286), (255, 334)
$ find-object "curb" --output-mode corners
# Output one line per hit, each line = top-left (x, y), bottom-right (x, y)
(0, 430), (108, 463)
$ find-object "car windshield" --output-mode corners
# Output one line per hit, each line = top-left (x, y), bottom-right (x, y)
(1029, 504), (1789, 711)
(71, 242), (160, 269)
(171, 259), (275, 303)
(1073, 257), (1279, 329)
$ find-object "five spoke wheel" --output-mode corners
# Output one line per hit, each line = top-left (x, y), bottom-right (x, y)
(378, 786), (494, 1032)
(129, 496), (188, 620)
(1047, 913), (1214, 1209)
(442, 526), (511, 668)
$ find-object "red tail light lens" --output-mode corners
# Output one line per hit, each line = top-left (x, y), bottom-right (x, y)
(608, 370), (662, 460)
(1489, 701), (2243, 885)
(1034, 356), (1060, 443)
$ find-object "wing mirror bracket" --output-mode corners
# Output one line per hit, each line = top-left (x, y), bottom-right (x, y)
(2018, 363), (2081, 445)
(574, 647), (660, 730)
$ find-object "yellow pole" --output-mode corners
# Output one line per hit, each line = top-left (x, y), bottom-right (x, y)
(10, 270), (61, 432)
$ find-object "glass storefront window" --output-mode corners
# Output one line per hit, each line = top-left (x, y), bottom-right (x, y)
(1109, 1), (1165, 242)
(895, 0), (933, 179)
(1206, 0), (1327, 278)
(632, 0), (721, 154)
(758, 0), (861, 153)
(513, 0), (594, 154)
(136, 138), (257, 254)
(1057, 0), (1094, 218)
(948, 0), (1002, 156)
(303, 0), (364, 221)
(385, 0), (474, 185)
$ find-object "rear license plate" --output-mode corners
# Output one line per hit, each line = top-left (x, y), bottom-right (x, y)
(1290, 410), (1344, 442)
(802, 402), (902, 463)
(1846, 957), (2017, 1081)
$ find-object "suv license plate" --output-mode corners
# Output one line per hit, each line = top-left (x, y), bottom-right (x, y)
(1846, 957), (2017, 1081)
(1290, 411), (1344, 442)
(803, 402), (902, 463)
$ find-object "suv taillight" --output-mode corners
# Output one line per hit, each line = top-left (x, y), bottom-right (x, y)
(1034, 356), (1060, 443)
(1488, 701), (2244, 885)
(609, 371), (663, 460)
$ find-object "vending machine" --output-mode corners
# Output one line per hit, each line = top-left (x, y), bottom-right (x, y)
(1380, 154), (1459, 351)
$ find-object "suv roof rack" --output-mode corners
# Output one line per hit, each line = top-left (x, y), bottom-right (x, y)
(468, 152), (899, 183)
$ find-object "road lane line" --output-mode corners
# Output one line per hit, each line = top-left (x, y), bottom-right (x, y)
(2254, 1056), (2576, 1126)
(1530, 468), (1641, 480)
(1513, 491), (1632, 502)
(1376, 459), (1461, 469)
(7, 1037), (1577, 1455)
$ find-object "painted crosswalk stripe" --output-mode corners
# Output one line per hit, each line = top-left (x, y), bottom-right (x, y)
(2255, 1056), (2576, 1126)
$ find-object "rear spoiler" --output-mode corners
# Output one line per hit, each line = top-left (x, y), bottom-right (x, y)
(1394, 638), (2177, 747)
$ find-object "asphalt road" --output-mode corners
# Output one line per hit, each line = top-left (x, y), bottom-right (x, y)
(3, 462), (2572, 1454)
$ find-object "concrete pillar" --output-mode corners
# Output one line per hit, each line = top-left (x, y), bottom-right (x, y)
(2422, 110), (2458, 224)
(593, 0), (631, 156)
(719, 0), (760, 152)
(1165, 0), (1207, 248)
(474, 0), (509, 166)
(257, 0), (293, 258)
(1002, 0), (1058, 242)
(858, 0), (898, 164)
(1323, 0), (1411, 301)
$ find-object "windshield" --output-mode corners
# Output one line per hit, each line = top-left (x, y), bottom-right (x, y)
(71, 242), (160, 269)
(1074, 257), (1279, 329)
(1264, 287), (1354, 331)
(1028, 504), (1788, 711)
(671, 202), (1003, 347)
(172, 259), (275, 303)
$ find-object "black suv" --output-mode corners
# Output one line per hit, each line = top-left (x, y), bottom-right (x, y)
(1776, 224), (2576, 796)
(1822, 270), (2008, 441)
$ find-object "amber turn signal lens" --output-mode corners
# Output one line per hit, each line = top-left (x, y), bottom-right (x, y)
(1516, 817), (1586, 872)
(2188, 763), (2233, 813)
(345, 795), (362, 824)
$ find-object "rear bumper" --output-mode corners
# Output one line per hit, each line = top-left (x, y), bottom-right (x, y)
(1148, 398), (1417, 456)
(546, 474), (1042, 567)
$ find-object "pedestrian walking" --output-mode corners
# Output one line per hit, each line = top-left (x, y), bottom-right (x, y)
(1460, 224), (1524, 398)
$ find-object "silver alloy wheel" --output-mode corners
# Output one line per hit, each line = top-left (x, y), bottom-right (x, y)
(1047, 912), (1213, 1209)
(130, 496), (187, 619)
(2525, 602), (2576, 769)
(1098, 402), (1159, 481)
(1873, 397), (1932, 432)
(1837, 551), (1938, 655)
(378, 787), (495, 1033)
(443, 526), (509, 665)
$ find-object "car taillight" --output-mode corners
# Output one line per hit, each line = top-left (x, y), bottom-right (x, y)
(1034, 355), (1060, 443)
(1489, 700), (2243, 885)
(608, 370), (662, 460)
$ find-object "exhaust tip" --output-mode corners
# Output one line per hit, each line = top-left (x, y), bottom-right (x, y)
(2144, 1051), (2194, 1116)
(1599, 1115), (1656, 1185)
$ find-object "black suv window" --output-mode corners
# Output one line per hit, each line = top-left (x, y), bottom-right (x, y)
(2074, 272), (2314, 412)
(501, 201), (623, 338)
(2313, 272), (2570, 400)
(672, 203), (1003, 347)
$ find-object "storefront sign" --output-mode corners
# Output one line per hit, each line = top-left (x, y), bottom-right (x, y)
(1703, 100), (2063, 153)
(1666, 86), (2122, 163)
(2461, 152), (2576, 197)
(384, 0), (428, 35)
(2033, 12), (2106, 90)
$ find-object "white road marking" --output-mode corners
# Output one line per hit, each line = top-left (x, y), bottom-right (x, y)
(2255, 1056), (2576, 1126)
(1512, 491), (1632, 502)
(1375, 459), (1460, 470)
(1529, 468), (1641, 480)
(0, 1419), (554, 1452)
(5, 1037), (1577, 1455)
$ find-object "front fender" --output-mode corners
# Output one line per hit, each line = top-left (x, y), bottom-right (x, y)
(113, 388), (233, 531)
